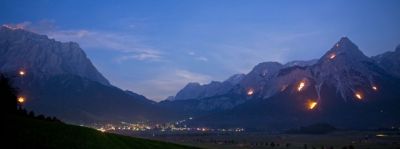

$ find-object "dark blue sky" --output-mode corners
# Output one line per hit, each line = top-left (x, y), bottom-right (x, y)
(1, 0), (399, 101)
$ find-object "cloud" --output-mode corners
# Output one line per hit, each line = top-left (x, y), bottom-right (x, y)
(46, 29), (152, 53)
(115, 51), (162, 62)
(196, 56), (208, 62)
(187, 51), (209, 62)
(4, 21), (160, 59)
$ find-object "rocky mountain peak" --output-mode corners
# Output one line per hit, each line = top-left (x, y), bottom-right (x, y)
(0, 25), (110, 86)
(319, 37), (369, 64)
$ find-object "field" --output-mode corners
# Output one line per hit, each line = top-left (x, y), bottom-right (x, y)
(125, 131), (400, 149)
(6, 115), (199, 149)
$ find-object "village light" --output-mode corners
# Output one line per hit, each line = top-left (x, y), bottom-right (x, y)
(97, 128), (106, 133)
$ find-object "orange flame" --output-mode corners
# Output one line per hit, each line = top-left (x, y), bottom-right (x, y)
(307, 100), (318, 110)
(355, 92), (363, 100)
(18, 97), (25, 103)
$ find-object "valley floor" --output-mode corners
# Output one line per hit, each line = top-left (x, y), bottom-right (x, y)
(6, 114), (199, 149)
(121, 131), (400, 149)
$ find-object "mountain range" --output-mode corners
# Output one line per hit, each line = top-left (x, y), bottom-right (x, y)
(1, 25), (400, 129)
(162, 37), (400, 129)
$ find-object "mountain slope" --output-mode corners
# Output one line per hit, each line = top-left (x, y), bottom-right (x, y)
(310, 37), (388, 100)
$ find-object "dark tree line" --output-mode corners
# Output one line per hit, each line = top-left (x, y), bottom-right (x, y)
(0, 74), (17, 114)
(1, 74), (61, 123)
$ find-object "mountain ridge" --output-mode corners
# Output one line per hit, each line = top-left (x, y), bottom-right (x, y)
(164, 37), (400, 128)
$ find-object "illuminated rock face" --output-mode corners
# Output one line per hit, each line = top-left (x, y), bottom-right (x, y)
(0, 26), (110, 86)
(311, 37), (386, 100)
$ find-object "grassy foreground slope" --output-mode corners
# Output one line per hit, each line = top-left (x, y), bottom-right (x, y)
(7, 115), (199, 149)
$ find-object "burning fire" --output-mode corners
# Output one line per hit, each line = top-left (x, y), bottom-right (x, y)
(329, 53), (336, 60)
(307, 100), (318, 110)
(247, 89), (254, 96)
(372, 86), (378, 91)
(19, 70), (25, 76)
(297, 81), (305, 92)
(355, 92), (363, 100)
(17, 96), (25, 103)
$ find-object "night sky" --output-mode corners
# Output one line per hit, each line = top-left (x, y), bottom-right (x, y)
(1, 0), (399, 101)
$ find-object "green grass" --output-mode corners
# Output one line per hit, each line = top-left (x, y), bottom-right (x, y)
(7, 114), (200, 149)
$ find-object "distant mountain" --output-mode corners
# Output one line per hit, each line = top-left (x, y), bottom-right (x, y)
(167, 37), (400, 129)
(171, 59), (318, 103)
(173, 73), (245, 100)
(372, 45), (400, 78)
(160, 73), (246, 114)
(0, 26), (174, 124)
